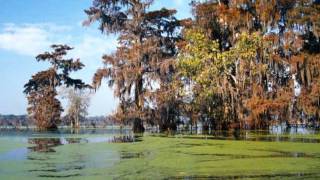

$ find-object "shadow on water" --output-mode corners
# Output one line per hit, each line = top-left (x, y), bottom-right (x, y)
(28, 164), (85, 173)
(168, 172), (320, 179)
(178, 150), (318, 161)
(251, 149), (320, 158)
(37, 174), (81, 178)
(156, 129), (320, 143)
(120, 151), (145, 159)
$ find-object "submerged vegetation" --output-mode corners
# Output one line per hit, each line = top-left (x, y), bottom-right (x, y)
(22, 0), (320, 132)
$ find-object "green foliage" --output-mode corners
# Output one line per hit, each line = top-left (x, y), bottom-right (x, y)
(83, 0), (320, 130)
(174, 0), (320, 129)
(177, 28), (264, 129)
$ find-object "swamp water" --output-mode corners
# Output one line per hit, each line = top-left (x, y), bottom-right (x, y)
(0, 128), (320, 179)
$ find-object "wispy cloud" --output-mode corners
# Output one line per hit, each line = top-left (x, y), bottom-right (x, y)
(71, 35), (117, 71)
(0, 23), (116, 66)
(0, 23), (72, 56)
(173, 0), (184, 6)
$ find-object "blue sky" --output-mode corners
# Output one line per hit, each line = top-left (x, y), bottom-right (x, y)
(0, 0), (192, 116)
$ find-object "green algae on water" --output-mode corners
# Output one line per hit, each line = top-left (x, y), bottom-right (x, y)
(0, 131), (319, 179)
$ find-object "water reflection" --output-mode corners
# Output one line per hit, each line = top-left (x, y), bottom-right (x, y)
(64, 138), (83, 144)
(23, 134), (142, 178)
(167, 129), (320, 143)
(26, 138), (88, 178)
(26, 135), (141, 153)
(110, 135), (141, 143)
(28, 138), (62, 153)
(0, 147), (27, 161)
(270, 125), (318, 134)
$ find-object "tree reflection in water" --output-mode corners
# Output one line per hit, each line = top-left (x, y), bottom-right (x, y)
(28, 138), (62, 153)
(27, 137), (86, 178)
(65, 138), (83, 144)
(110, 135), (142, 143)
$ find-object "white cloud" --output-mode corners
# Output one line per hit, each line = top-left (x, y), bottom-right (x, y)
(71, 35), (117, 70)
(0, 23), (72, 56)
(0, 22), (116, 66)
(173, 0), (184, 6)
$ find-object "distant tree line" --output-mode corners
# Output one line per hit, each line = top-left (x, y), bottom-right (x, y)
(0, 114), (116, 129)
(24, 0), (320, 132)
(0, 114), (29, 128)
(61, 115), (117, 128)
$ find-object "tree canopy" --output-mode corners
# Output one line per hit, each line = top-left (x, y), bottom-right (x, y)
(24, 45), (90, 130)
(82, 0), (320, 132)
(85, 0), (189, 132)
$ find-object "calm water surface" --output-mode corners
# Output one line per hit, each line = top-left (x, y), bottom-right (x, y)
(0, 128), (319, 179)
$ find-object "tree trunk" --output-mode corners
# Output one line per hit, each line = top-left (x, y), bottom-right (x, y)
(75, 113), (80, 129)
(133, 118), (145, 133)
(202, 123), (209, 134)
(47, 124), (58, 131)
(159, 122), (177, 132)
